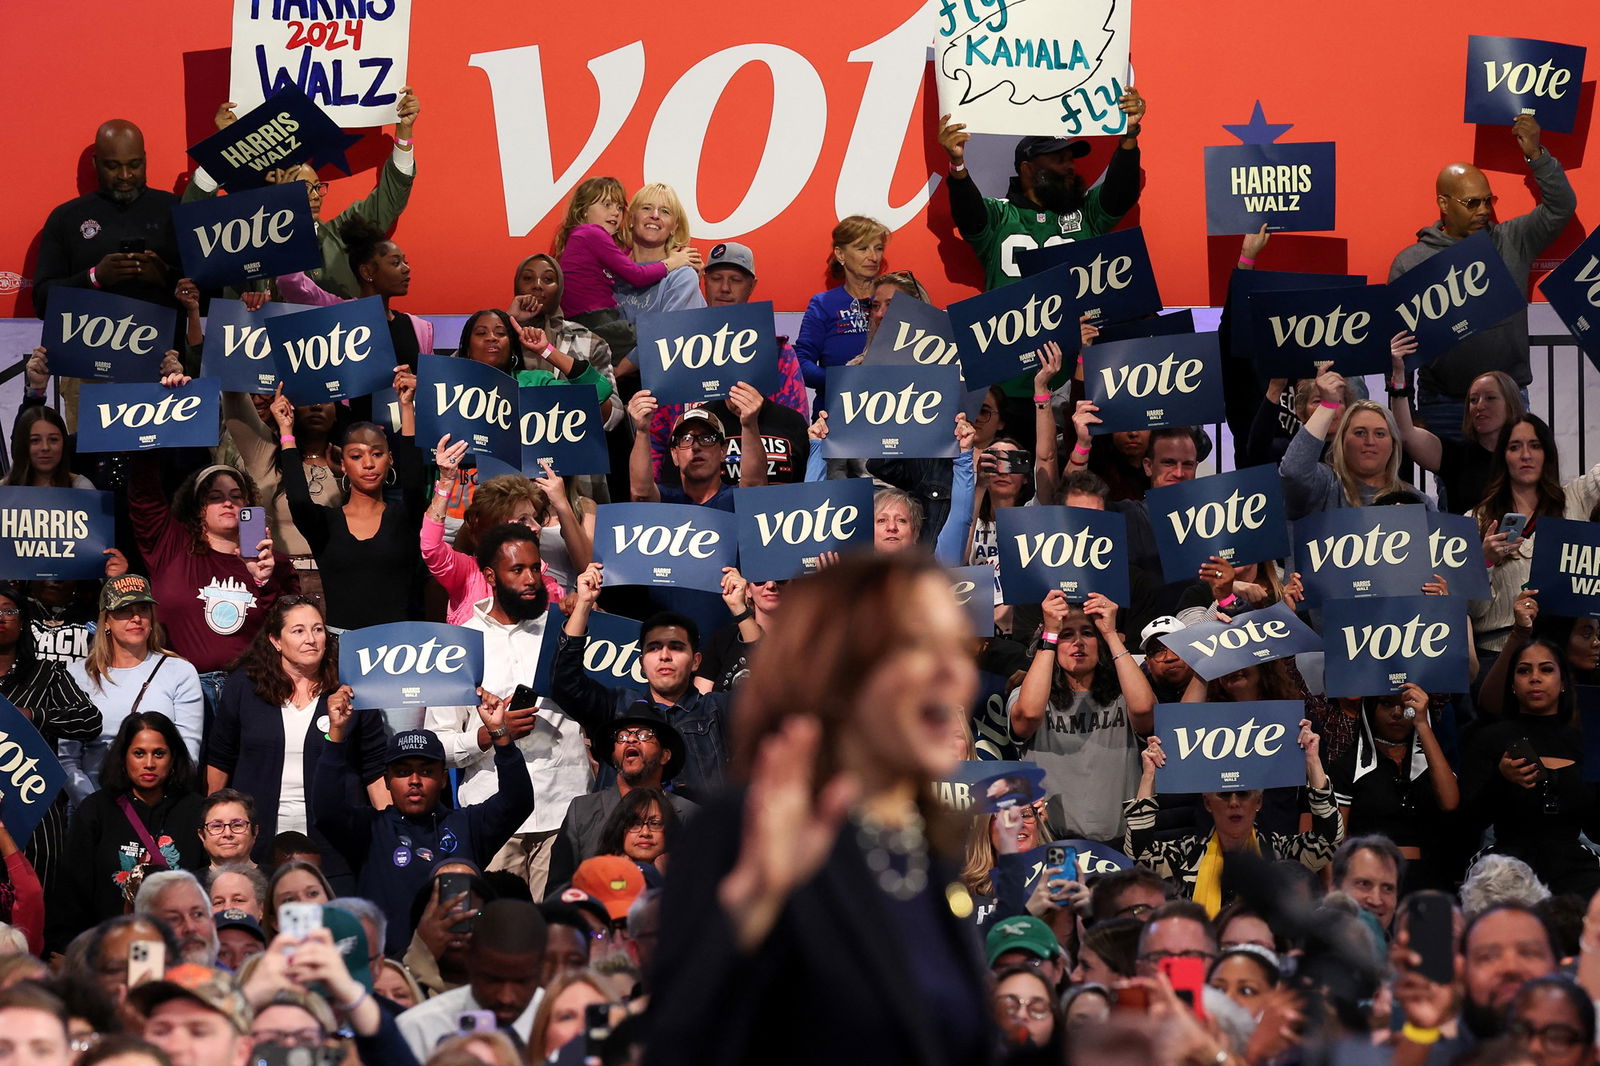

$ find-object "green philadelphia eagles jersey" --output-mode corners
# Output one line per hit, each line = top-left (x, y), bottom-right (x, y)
(967, 188), (1123, 292)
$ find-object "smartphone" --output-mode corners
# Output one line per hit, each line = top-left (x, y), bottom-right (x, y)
(120, 238), (146, 254)
(252, 1045), (331, 1066)
(1406, 895), (1455, 985)
(508, 684), (539, 711)
(1045, 845), (1066, 869)
(456, 1010), (497, 1033)
(1159, 956), (1209, 1021)
(237, 507), (267, 555)
(1498, 513), (1529, 540)
(278, 901), (322, 942)
(1505, 737), (1542, 777)
(127, 938), (164, 987)
(1113, 985), (1149, 1012)
(439, 873), (474, 934)
(585, 1001), (614, 1045)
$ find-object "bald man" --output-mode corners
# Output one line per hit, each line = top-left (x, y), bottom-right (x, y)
(1388, 114), (1574, 447)
(32, 119), (180, 317)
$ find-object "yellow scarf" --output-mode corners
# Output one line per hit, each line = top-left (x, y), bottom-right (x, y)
(1193, 831), (1261, 918)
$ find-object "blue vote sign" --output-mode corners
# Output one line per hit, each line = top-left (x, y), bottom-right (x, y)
(531, 606), (650, 697)
(947, 263), (1081, 389)
(41, 288), (174, 383)
(267, 296), (397, 404)
(1203, 142), (1337, 235)
(635, 301), (782, 405)
(0, 488), (115, 581)
(173, 183), (321, 289)
(1293, 504), (1433, 608)
(338, 621), (485, 709)
(1082, 332), (1225, 434)
(1147, 465), (1289, 580)
(1013, 228), (1164, 326)
(1225, 268), (1367, 361)
(201, 299), (314, 393)
(996, 505), (1129, 606)
(77, 378), (222, 453)
(1387, 231), (1525, 368)
(187, 85), (360, 191)
(1165, 602), (1322, 682)
(1247, 284), (1399, 378)
(862, 292), (961, 367)
(733, 479), (874, 581)
(1428, 511), (1493, 600)
(935, 760), (1039, 814)
(0, 692), (66, 845)
(822, 364), (962, 460)
(415, 355), (521, 467)
(594, 503), (738, 594)
(1538, 228), (1600, 372)
(1322, 595), (1472, 697)
(973, 765), (1047, 814)
(1155, 700), (1307, 794)
(949, 564), (998, 639)
(1465, 35), (1587, 135)
(518, 384), (609, 477)
(1528, 517), (1600, 620)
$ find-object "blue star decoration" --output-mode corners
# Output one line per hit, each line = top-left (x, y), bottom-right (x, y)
(1223, 101), (1294, 146)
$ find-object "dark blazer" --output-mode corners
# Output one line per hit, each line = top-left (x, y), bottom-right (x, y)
(546, 788), (698, 893)
(206, 667), (387, 887)
(645, 795), (995, 1066)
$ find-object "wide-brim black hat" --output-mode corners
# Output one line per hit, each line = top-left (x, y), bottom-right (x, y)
(610, 701), (686, 783)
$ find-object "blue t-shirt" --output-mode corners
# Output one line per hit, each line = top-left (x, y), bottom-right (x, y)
(658, 483), (736, 512)
(794, 286), (869, 396)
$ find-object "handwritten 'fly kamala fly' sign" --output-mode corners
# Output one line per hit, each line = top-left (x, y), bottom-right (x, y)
(823, 364), (961, 460)
(266, 296), (397, 404)
(173, 182), (321, 289)
(1246, 284), (1399, 378)
(635, 301), (781, 405)
(996, 505), (1129, 606)
(200, 299), (313, 394)
(733, 478), (874, 581)
(1164, 602), (1322, 682)
(0, 488), (115, 581)
(77, 378), (222, 453)
(415, 355), (521, 467)
(339, 621), (485, 709)
(1529, 517), (1600, 620)
(1322, 594), (1471, 697)
(1293, 504), (1433, 608)
(1082, 331), (1225, 434)
(1387, 231), (1524, 367)
(1146, 465), (1288, 579)
(1013, 228), (1163, 326)
(1538, 228), (1600, 371)
(518, 384), (609, 476)
(594, 503), (738, 593)
(1155, 700), (1307, 794)
(42, 288), (174, 383)
(1465, 35), (1587, 134)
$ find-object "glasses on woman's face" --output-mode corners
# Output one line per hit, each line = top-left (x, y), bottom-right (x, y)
(1507, 1020), (1585, 1053)
(0, 608), (20, 620)
(628, 818), (666, 833)
(996, 994), (1051, 1021)
(252, 1027), (328, 1048)
(203, 819), (252, 836)
(1016, 806), (1042, 823)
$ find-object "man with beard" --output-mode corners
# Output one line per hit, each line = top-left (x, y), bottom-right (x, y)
(937, 91), (1148, 292)
(33, 120), (179, 317)
(134, 871), (220, 966)
(426, 523), (590, 900)
(546, 703), (697, 892)
(1392, 901), (1559, 1066)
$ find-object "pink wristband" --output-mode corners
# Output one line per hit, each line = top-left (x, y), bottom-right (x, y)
(1320, 401), (1342, 410)
(89, 267), (100, 289)
(1040, 632), (1060, 646)
(1237, 255), (1256, 268)
(279, 435), (296, 447)
(545, 345), (558, 359)
(1073, 443), (1090, 456)
(394, 136), (413, 148)
(1033, 393), (1052, 404)
(1217, 593), (1238, 608)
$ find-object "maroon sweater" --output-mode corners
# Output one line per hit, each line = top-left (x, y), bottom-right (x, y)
(128, 459), (299, 673)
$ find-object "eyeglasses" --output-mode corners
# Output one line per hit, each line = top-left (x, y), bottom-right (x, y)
(996, 994), (1052, 1021)
(672, 432), (724, 448)
(628, 818), (666, 832)
(1137, 950), (1217, 964)
(1116, 903), (1157, 918)
(69, 1034), (100, 1054)
(1449, 194), (1498, 211)
(1507, 1021), (1585, 1053)
(303, 181), (330, 194)
(615, 727), (657, 743)
(252, 1027), (328, 1048)
(203, 819), (252, 835)
(0, 608), (19, 619)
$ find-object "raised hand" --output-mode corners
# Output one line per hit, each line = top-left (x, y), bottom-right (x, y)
(937, 113), (970, 166)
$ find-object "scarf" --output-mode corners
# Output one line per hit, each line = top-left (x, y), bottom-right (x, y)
(1194, 829), (1261, 918)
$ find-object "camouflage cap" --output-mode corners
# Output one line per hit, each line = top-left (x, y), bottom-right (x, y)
(126, 963), (252, 1035)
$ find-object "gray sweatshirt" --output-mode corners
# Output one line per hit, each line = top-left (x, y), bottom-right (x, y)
(1389, 152), (1576, 397)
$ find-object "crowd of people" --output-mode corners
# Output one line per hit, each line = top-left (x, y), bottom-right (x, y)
(3, 68), (1595, 1066)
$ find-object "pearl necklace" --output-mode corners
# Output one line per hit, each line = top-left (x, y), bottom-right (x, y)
(855, 806), (929, 901)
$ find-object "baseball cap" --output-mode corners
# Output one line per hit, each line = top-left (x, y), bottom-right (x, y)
(102, 573), (158, 613)
(571, 855), (645, 921)
(670, 407), (726, 442)
(985, 914), (1063, 966)
(213, 909), (265, 945)
(553, 887), (613, 930)
(1014, 135), (1091, 167)
(1140, 616), (1186, 655)
(262, 988), (338, 1036)
(704, 242), (755, 276)
(385, 730), (446, 766)
(126, 963), (253, 1035)
(321, 906), (374, 990)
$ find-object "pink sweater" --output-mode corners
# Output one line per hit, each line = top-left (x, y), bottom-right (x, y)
(558, 224), (669, 317)
(421, 515), (562, 624)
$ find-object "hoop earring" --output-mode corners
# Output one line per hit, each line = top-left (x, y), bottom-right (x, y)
(386, 466), (398, 487)
(340, 474), (350, 496)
